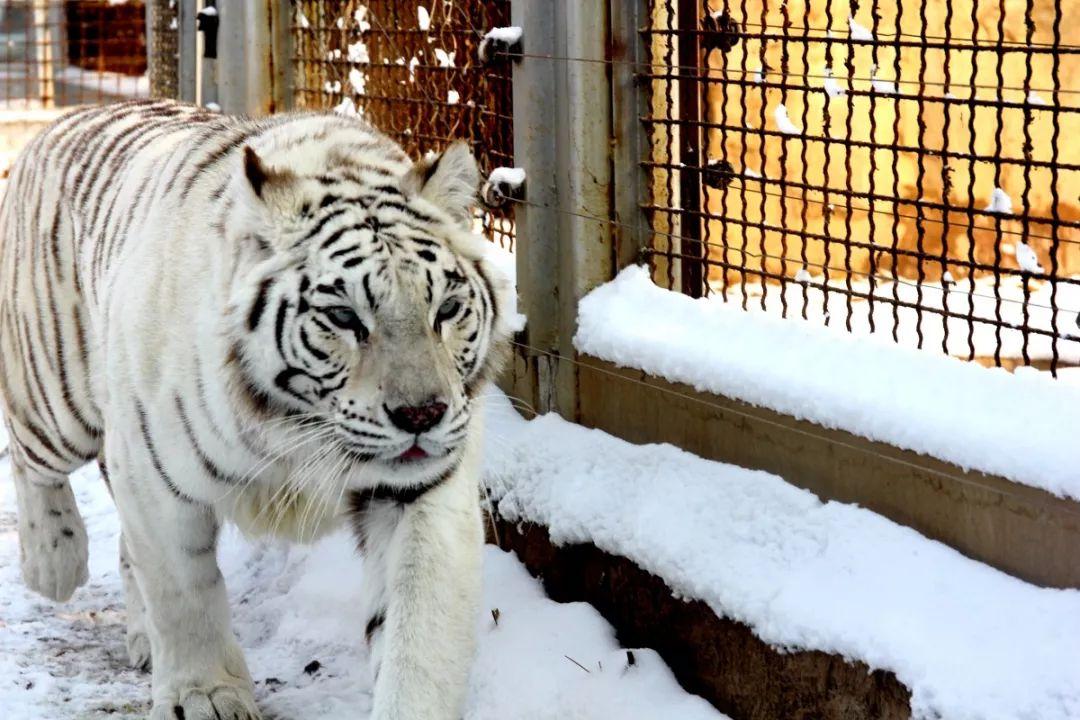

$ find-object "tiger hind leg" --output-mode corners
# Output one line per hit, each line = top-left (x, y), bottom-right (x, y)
(10, 457), (89, 602)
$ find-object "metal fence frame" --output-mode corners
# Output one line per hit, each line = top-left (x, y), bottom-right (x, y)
(636, 0), (1078, 376)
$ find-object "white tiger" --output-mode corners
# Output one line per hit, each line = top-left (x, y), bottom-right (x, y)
(0, 100), (511, 720)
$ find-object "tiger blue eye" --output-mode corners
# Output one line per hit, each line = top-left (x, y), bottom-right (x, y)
(436, 297), (461, 323)
(325, 306), (368, 340)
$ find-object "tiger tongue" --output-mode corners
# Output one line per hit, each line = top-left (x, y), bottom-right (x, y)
(398, 445), (429, 461)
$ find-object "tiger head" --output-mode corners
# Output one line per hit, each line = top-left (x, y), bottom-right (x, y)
(224, 120), (512, 494)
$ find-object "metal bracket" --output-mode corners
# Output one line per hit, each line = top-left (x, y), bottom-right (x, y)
(703, 159), (735, 190)
(479, 26), (524, 64)
(481, 167), (527, 208)
(196, 1), (219, 59)
(701, 11), (740, 54)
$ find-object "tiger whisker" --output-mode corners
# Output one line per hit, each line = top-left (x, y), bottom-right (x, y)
(216, 424), (337, 510)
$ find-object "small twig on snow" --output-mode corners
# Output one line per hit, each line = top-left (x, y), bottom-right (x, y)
(564, 655), (591, 674)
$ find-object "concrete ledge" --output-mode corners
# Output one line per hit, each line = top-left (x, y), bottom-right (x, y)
(576, 355), (1080, 589)
(494, 519), (912, 720)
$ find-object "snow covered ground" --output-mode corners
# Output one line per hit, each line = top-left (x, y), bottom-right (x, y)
(59, 67), (147, 100)
(577, 266), (1080, 500)
(0, 426), (725, 720)
(709, 270), (1080, 363)
(482, 393), (1080, 720)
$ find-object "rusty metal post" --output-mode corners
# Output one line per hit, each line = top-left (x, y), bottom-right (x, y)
(676, 0), (703, 298)
(30, 0), (55, 107)
(509, 0), (561, 414)
(610, 0), (651, 271)
(554, 0), (614, 416)
(213, 0), (274, 115)
(508, 0), (614, 420)
(146, 0), (180, 100)
(177, 0), (198, 102)
(268, 0), (294, 113)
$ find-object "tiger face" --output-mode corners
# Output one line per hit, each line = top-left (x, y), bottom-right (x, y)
(226, 134), (510, 490)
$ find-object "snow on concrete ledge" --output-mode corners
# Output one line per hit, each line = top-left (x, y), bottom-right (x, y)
(574, 266), (1080, 500)
(482, 394), (1080, 720)
(482, 242), (526, 332)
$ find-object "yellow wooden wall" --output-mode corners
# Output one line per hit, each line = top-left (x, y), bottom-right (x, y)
(698, 0), (1079, 286)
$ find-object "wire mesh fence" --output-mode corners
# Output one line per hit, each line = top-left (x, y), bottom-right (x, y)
(642, 0), (1080, 374)
(290, 0), (515, 249)
(0, 0), (150, 109)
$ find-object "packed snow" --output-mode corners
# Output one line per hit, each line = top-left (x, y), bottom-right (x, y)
(0, 434), (725, 720)
(59, 67), (148, 99)
(347, 41), (370, 65)
(870, 69), (898, 95)
(333, 97), (360, 118)
(481, 26), (524, 45)
(822, 67), (846, 98)
(353, 7), (371, 32)
(706, 268), (1080, 363)
(349, 68), (367, 95)
(848, 17), (875, 42)
(773, 104), (801, 134)
(482, 167), (527, 209)
(575, 266), (1080, 499)
(478, 27), (523, 63)
(1015, 242), (1044, 274)
(984, 186), (1014, 214)
(486, 167), (526, 189)
(433, 48), (456, 68)
(481, 393), (1080, 720)
(482, 241), (526, 332)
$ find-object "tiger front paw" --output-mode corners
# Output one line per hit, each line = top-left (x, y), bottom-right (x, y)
(149, 684), (261, 720)
(19, 508), (88, 602)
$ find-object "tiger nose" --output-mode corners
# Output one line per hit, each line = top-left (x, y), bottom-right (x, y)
(387, 400), (448, 434)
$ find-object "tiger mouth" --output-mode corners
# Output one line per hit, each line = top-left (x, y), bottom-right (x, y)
(340, 442), (453, 467)
(397, 444), (429, 462)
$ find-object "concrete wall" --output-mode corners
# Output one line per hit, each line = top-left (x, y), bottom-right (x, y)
(575, 355), (1080, 589)
(494, 520), (913, 720)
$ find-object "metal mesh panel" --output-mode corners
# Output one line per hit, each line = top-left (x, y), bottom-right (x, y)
(643, 0), (1079, 374)
(0, 0), (149, 109)
(147, 0), (177, 100)
(290, 0), (514, 249)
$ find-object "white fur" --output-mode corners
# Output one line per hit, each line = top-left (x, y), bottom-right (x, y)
(0, 102), (509, 720)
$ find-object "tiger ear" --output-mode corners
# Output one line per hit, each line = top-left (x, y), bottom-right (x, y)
(401, 141), (480, 226)
(242, 146), (296, 206)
